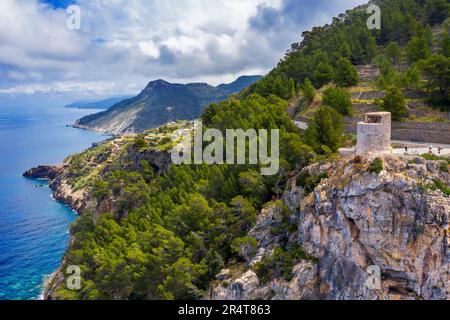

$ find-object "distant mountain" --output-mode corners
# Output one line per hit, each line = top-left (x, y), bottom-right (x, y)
(73, 75), (262, 134)
(65, 96), (132, 110)
(217, 75), (262, 92)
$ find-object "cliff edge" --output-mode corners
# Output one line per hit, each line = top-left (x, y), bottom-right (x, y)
(209, 155), (449, 300)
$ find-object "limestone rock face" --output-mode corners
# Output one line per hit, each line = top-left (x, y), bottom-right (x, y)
(209, 155), (449, 300)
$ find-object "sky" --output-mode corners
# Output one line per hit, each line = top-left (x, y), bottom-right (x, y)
(0, 0), (367, 106)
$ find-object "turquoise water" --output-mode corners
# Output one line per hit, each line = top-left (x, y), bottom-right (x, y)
(0, 105), (106, 300)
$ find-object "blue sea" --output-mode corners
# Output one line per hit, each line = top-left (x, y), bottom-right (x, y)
(0, 105), (106, 300)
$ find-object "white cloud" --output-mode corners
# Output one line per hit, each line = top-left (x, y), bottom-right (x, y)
(139, 41), (160, 59)
(0, 0), (367, 101)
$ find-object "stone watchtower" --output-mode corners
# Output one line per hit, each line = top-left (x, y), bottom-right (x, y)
(356, 112), (391, 156)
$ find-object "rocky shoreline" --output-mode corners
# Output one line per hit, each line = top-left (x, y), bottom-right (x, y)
(23, 136), (175, 299)
(24, 165), (84, 299)
(23, 165), (86, 213)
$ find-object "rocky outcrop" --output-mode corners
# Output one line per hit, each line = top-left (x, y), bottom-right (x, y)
(210, 155), (449, 300)
(23, 165), (63, 180)
(24, 164), (88, 212)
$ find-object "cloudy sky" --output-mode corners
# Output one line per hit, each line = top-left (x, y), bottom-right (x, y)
(0, 0), (367, 105)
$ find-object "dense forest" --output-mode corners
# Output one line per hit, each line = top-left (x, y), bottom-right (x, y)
(51, 0), (449, 299)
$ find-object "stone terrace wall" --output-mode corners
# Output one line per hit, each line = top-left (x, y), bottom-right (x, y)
(345, 120), (450, 144)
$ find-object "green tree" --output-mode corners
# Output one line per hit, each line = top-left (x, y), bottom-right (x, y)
(304, 106), (343, 154)
(322, 87), (353, 117)
(401, 64), (421, 89)
(157, 258), (207, 300)
(229, 196), (257, 234)
(406, 36), (430, 63)
(171, 194), (215, 235)
(302, 78), (316, 104)
(378, 87), (408, 120)
(313, 62), (334, 88)
(385, 42), (402, 64)
(425, 0), (450, 25)
(441, 32), (450, 57)
(333, 57), (358, 87)
(289, 78), (296, 98)
(420, 54), (450, 108)
(231, 236), (258, 266)
(238, 170), (267, 207)
(280, 132), (315, 170)
(423, 25), (434, 47)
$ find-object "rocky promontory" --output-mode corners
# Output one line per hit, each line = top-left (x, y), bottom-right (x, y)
(23, 165), (63, 180)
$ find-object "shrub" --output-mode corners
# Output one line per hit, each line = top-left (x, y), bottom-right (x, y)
(93, 180), (109, 200)
(420, 153), (450, 164)
(254, 244), (317, 285)
(433, 179), (450, 196)
(296, 172), (328, 193)
(270, 201), (297, 235)
(231, 236), (258, 266)
(133, 134), (148, 151)
(368, 157), (384, 174)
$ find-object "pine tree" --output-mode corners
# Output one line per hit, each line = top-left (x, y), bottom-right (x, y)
(379, 87), (408, 120)
(333, 57), (359, 87)
(406, 36), (431, 63)
(304, 106), (343, 154)
(401, 64), (420, 89)
(314, 62), (334, 88)
(386, 42), (402, 64)
(424, 25), (434, 47)
(440, 32), (450, 57)
(425, 0), (450, 25)
(420, 54), (450, 108)
(289, 78), (296, 99)
(302, 78), (316, 104)
(322, 87), (353, 117)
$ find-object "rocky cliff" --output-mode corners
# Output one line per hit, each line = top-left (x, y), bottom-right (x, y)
(209, 155), (449, 300)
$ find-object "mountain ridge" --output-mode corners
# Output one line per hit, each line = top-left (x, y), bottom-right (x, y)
(65, 96), (132, 110)
(73, 75), (262, 134)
